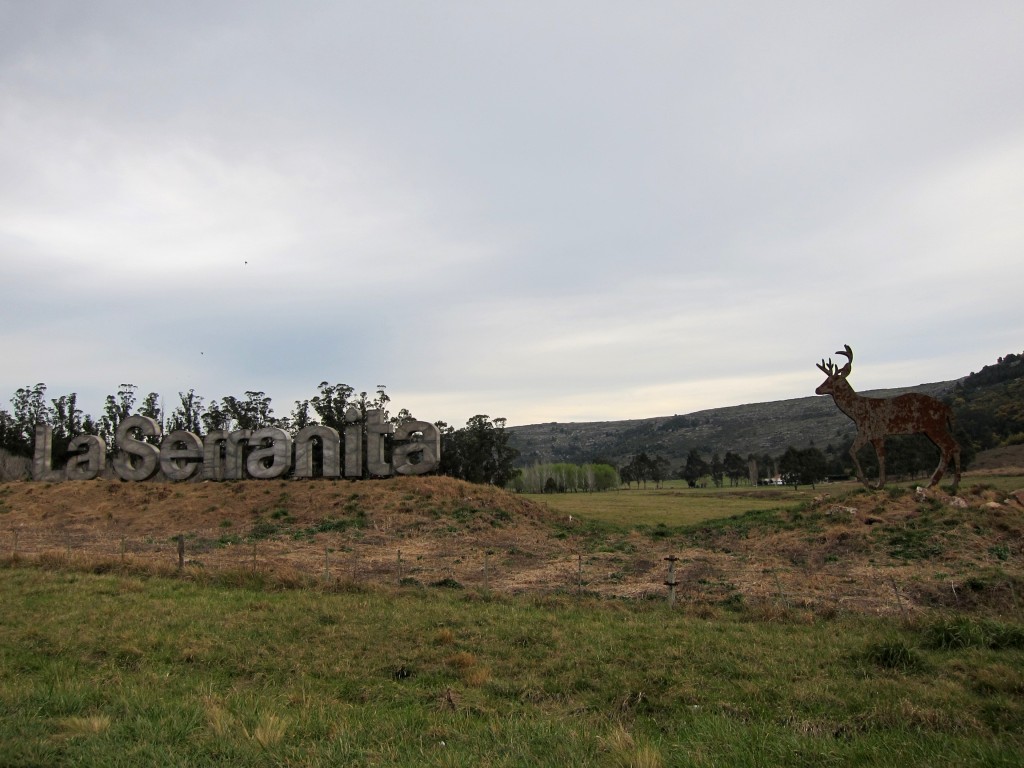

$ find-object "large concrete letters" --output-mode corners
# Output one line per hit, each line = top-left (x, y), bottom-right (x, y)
(29, 410), (441, 482)
(113, 415), (162, 481)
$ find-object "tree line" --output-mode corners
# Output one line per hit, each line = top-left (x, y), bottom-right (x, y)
(613, 436), (966, 492)
(512, 462), (620, 494)
(0, 383), (518, 486)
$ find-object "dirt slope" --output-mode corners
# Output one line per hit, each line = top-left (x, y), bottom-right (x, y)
(1, 476), (1022, 617)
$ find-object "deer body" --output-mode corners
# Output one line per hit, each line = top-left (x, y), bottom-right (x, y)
(816, 345), (960, 491)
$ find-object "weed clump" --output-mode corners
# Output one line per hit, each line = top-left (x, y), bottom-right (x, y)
(920, 616), (1024, 650)
(863, 637), (927, 672)
(431, 577), (463, 589)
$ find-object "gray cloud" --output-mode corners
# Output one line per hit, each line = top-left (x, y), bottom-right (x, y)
(2, 2), (1022, 427)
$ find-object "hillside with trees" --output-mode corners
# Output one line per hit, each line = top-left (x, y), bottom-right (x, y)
(506, 381), (956, 474)
(508, 349), (1024, 488)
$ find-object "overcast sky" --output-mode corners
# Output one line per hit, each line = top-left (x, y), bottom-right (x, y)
(1, 2), (1022, 429)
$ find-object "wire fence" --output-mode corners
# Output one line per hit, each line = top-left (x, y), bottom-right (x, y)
(7, 521), (1012, 618)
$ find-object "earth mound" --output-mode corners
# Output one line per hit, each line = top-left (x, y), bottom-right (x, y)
(2, 477), (1022, 617)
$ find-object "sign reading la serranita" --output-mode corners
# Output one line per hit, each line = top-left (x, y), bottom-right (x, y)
(31, 409), (441, 482)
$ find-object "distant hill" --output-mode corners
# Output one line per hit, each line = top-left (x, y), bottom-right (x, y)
(507, 381), (958, 470)
(951, 352), (1024, 450)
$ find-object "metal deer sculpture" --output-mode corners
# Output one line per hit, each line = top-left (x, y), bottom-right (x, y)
(815, 345), (961, 491)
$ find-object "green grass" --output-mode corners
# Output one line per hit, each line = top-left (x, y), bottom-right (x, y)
(2, 567), (1023, 766)
(526, 474), (1024, 529)
(523, 483), (812, 527)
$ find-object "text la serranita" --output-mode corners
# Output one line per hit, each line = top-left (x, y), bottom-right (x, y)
(31, 410), (441, 482)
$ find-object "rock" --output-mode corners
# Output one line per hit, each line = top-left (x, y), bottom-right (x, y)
(985, 501), (1004, 510)
(915, 487), (929, 501)
(1007, 489), (1024, 507)
(827, 505), (858, 517)
(948, 496), (968, 509)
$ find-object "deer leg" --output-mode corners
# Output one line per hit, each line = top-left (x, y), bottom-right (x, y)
(928, 431), (961, 491)
(927, 449), (946, 488)
(872, 438), (887, 490)
(849, 434), (871, 490)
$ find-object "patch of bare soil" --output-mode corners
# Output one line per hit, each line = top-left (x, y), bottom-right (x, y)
(1, 476), (1022, 618)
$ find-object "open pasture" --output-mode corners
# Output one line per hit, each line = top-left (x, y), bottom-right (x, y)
(526, 474), (1024, 527)
(524, 480), (852, 527)
(2, 567), (1023, 767)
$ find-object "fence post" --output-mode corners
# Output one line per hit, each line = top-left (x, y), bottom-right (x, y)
(397, 549), (403, 584)
(177, 534), (185, 571)
(772, 569), (790, 610)
(664, 555), (679, 607)
(577, 554), (583, 596)
(889, 576), (909, 625)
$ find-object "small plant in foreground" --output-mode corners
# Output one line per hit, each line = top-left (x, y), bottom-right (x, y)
(864, 637), (926, 672)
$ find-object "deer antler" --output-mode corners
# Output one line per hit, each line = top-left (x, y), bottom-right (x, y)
(816, 358), (837, 377)
(834, 344), (853, 377)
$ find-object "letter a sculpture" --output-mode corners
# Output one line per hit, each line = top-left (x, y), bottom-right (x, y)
(815, 345), (960, 491)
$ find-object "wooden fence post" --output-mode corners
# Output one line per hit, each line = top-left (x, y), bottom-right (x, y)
(177, 534), (185, 571)
(664, 555), (679, 607)
(889, 576), (909, 625)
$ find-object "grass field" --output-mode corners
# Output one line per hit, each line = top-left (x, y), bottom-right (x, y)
(526, 474), (1024, 527)
(522, 482), (813, 527)
(2, 566), (1023, 767)
(3, 471), (1023, 765)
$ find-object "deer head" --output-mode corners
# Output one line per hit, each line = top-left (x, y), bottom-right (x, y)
(815, 344), (853, 396)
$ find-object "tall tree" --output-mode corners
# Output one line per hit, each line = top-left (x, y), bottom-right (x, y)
(0, 409), (20, 456)
(11, 383), (50, 452)
(438, 415), (518, 486)
(99, 384), (137, 446)
(679, 448), (709, 488)
(310, 382), (354, 432)
(778, 446), (827, 489)
(710, 452), (724, 488)
(168, 390), (205, 434)
(50, 393), (83, 442)
(138, 392), (162, 443)
(222, 391), (277, 431)
(723, 451), (747, 486)
(650, 454), (671, 488)
(289, 399), (315, 432)
(201, 400), (230, 433)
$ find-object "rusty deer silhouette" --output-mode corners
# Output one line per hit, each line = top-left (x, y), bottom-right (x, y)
(815, 345), (960, 491)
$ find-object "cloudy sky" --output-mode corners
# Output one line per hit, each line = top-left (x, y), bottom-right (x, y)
(2, 2), (1022, 429)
